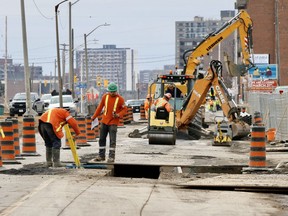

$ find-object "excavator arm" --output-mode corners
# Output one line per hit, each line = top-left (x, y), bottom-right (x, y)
(179, 60), (250, 139)
(183, 10), (253, 76)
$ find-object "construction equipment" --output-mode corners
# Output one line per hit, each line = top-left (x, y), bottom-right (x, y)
(133, 10), (254, 145)
(182, 10), (254, 77)
(178, 60), (251, 142)
(213, 116), (232, 146)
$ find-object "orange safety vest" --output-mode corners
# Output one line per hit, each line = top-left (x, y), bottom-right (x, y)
(92, 93), (127, 125)
(154, 98), (171, 112)
(39, 108), (80, 139)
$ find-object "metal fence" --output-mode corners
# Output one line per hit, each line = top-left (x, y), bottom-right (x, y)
(247, 92), (288, 140)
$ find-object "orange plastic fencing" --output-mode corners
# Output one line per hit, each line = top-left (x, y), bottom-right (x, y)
(249, 126), (266, 168)
(21, 116), (39, 156)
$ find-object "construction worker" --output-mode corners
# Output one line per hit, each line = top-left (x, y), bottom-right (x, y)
(38, 108), (81, 167)
(153, 93), (172, 113)
(165, 84), (183, 98)
(240, 107), (250, 117)
(144, 94), (153, 119)
(91, 82), (127, 162)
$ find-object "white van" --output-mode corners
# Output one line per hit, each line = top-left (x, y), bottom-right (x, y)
(274, 86), (288, 94)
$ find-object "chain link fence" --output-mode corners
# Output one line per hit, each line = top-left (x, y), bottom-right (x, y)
(247, 92), (288, 140)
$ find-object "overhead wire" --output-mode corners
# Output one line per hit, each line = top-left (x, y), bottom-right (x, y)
(32, 0), (53, 20)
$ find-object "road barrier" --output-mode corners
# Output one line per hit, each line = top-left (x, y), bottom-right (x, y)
(253, 111), (264, 126)
(140, 104), (146, 120)
(118, 117), (125, 128)
(21, 116), (40, 156)
(0, 120), (20, 164)
(76, 116), (90, 147)
(86, 115), (96, 141)
(0, 142), (2, 167)
(7, 118), (21, 157)
(249, 125), (266, 169)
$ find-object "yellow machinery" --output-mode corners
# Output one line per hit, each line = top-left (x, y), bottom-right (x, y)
(146, 10), (254, 145)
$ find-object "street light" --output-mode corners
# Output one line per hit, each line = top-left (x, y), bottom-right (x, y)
(69, 0), (80, 99)
(55, 0), (68, 108)
(84, 23), (110, 88)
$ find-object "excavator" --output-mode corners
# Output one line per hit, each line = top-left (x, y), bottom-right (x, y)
(130, 10), (255, 145)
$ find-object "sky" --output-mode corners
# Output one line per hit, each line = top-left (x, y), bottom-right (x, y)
(0, 0), (235, 75)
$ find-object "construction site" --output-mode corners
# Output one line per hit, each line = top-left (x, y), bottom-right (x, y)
(0, 106), (288, 216)
(1, 1), (288, 215)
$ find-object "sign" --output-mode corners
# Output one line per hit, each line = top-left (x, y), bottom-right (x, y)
(250, 80), (278, 92)
(248, 64), (278, 80)
(76, 82), (87, 88)
(251, 54), (269, 64)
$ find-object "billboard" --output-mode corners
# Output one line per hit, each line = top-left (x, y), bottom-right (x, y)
(248, 64), (278, 80)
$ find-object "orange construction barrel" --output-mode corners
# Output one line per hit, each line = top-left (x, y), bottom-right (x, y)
(249, 126), (266, 169)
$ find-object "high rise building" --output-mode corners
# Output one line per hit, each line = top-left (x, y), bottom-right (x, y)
(175, 11), (235, 72)
(75, 45), (137, 91)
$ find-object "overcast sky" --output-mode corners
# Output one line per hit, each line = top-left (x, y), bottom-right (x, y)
(0, 0), (235, 75)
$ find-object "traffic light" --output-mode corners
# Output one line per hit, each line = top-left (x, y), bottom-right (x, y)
(104, 79), (109, 87)
(74, 76), (77, 83)
(44, 80), (47, 87)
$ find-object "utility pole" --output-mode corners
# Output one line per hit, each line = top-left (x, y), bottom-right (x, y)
(54, 59), (57, 89)
(20, 0), (33, 115)
(55, 0), (68, 108)
(61, 43), (67, 89)
(4, 16), (8, 113)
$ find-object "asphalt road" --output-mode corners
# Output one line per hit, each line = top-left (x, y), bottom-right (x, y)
(1, 113), (288, 215)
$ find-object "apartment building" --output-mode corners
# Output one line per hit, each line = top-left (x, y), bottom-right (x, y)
(175, 10), (235, 70)
(75, 45), (137, 91)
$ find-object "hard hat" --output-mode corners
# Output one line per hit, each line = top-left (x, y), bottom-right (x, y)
(146, 94), (151, 99)
(107, 82), (118, 92)
(164, 93), (172, 99)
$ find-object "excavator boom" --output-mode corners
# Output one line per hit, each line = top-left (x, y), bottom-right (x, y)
(183, 10), (253, 76)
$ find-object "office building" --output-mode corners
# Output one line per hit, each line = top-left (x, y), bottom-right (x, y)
(75, 45), (137, 91)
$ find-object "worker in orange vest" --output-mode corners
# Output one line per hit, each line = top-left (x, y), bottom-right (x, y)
(153, 93), (172, 112)
(38, 108), (80, 167)
(144, 94), (153, 119)
(91, 82), (127, 162)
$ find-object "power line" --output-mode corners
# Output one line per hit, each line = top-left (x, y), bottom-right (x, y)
(32, 0), (53, 20)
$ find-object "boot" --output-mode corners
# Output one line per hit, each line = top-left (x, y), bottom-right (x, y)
(52, 148), (65, 167)
(46, 147), (53, 167)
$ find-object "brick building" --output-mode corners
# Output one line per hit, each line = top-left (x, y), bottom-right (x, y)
(237, 0), (288, 85)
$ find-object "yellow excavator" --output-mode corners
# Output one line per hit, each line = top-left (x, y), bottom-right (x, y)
(130, 10), (255, 145)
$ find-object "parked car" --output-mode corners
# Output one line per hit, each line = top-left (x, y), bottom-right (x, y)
(9, 92), (45, 116)
(125, 99), (145, 113)
(41, 93), (52, 111)
(48, 95), (78, 116)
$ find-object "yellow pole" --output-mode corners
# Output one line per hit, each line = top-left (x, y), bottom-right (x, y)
(64, 124), (81, 168)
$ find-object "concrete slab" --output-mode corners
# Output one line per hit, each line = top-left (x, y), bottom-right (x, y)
(180, 174), (288, 192)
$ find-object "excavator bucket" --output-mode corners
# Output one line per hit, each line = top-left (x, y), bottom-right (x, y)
(223, 52), (246, 77)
